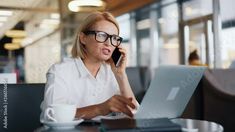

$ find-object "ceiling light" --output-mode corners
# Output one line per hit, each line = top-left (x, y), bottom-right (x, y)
(0, 10), (13, 16)
(69, 6), (80, 12)
(0, 17), (8, 22)
(5, 30), (27, 38)
(12, 38), (24, 43)
(68, 0), (106, 12)
(4, 43), (21, 50)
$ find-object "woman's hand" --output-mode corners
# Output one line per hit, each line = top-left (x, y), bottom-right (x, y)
(106, 46), (139, 109)
(108, 46), (127, 75)
(98, 95), (136, 117)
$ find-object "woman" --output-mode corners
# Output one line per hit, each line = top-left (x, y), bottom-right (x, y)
(188, 49), (207, 66)
(41, 12), (138, 120)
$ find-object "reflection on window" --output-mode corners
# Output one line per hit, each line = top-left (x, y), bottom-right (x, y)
(221, 27), (235, 68)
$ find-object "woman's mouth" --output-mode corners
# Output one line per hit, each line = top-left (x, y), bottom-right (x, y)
(102, 48), (111, 55)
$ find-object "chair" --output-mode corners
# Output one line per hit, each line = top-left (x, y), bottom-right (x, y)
(181, 78), (204, 120)
(126, 67), (151, 103)
(0, 83), (45, 132)
(203, 69), (235, 132)
(139, 67), (151, 91)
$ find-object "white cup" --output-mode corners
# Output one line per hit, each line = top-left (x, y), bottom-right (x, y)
(45, 104), (76, 122)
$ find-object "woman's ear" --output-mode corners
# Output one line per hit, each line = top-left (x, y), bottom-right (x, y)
(79, 32), (86, 45)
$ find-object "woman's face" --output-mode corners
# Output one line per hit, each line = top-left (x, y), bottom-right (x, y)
(81, 20), (118, 62)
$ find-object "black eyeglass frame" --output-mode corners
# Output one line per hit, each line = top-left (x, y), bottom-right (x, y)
(83, 30), (123, 47)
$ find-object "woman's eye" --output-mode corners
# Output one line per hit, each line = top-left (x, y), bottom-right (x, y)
(97, 33), (107, 38)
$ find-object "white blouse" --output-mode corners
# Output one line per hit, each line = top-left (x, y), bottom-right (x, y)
(40, 57), (120, 118)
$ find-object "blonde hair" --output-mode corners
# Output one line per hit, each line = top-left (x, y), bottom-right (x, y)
(71, 12), (120, 59)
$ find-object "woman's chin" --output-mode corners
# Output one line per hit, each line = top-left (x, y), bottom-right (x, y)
(96, 57), (108, 62)
(100, 55), (111, 61)
(102, 58), (110, 62)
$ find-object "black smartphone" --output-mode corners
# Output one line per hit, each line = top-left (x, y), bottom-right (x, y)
(111, 48), (123, 67)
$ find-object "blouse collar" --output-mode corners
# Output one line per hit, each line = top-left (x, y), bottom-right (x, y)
(75, 57), (106, 80)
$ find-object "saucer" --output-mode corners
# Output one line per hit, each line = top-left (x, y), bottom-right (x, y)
(41, 119), (84, 129)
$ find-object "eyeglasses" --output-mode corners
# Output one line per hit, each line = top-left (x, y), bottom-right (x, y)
(83, 30), (123, 47)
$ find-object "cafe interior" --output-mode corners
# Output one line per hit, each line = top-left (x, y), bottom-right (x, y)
(0, 0), (235, 131)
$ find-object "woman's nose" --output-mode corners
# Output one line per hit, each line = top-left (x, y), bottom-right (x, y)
(104, 38), (112, 46)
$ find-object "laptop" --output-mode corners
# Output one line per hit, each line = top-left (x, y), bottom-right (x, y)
(92, 65), (205, 121)
(134, 65), (206, 119)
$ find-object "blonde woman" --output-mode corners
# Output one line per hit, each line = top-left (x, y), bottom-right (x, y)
(41, 12), (138, 120)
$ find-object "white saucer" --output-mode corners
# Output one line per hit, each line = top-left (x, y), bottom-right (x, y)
(41, 119), (84, 130)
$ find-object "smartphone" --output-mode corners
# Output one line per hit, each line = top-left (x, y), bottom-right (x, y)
(111, 48), (123, 67)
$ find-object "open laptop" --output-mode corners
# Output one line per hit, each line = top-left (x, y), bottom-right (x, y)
(134, 65), (206, 119)
(92, 65), (205, 121)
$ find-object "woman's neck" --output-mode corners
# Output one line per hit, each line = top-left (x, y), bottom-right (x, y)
(82, 57), (102, 77)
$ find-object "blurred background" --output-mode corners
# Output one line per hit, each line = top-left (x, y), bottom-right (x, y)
(0, 0), (234, 83)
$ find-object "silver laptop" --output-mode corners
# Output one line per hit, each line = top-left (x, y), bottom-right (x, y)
(134, 65), (206, 119)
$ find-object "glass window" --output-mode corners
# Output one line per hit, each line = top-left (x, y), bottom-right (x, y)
(116, 14), (132, 66)
(183, 0), (213, 20)
(158, 3), (179, 65)
(116, 14), (130, 41)
(136, 7), (151, 67)
(221, 27), (235, 68)
(220, 0), (235, 68)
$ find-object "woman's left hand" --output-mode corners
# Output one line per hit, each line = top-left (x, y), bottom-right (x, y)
(108, 46), (127, 75)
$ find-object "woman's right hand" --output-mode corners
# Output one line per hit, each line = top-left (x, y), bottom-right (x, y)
(98, 95), (136, 117)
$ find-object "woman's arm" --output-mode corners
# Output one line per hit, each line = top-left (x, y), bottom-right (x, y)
(75, 104), (100, 119)
(75, 95), (135, 119)
(114, 73), (138, 107)
(110, 47), (139, 107)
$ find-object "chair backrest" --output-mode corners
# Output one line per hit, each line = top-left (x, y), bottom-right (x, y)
(0, 83), (45, 132)
(126, 67), (151, 103)
(203, 69), (235, 132)
(181, 78), (204, 120)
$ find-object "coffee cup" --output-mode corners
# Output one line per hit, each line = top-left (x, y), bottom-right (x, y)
(45, 104), (76, 122)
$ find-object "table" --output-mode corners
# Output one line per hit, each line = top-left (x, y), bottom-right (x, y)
(35, 118), (223, 132)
